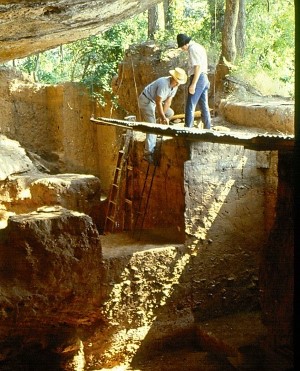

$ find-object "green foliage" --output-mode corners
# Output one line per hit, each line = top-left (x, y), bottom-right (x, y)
(11, 13), (147, 92)
(6, 0), (294, 98)
(156, 0), (213, 47)
(233, 0), (294, 97)
(154, 0), (222, 70)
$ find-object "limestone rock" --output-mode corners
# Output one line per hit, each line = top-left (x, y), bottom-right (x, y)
(0, 135), (39, 181)
(0, 0), (162, 63)
(219, 99), (294, 135)
(0, 207), (103, 344)
(0, 134), (103, 229)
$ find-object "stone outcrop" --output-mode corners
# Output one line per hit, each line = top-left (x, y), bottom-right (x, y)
(0, 207), (103, 362)
(0, 135), (38, 181)
(219, 99), (294, 135)
(259, 151), (294, 361)
(0, 0), (162, 63)
(0, 134), (103, 229)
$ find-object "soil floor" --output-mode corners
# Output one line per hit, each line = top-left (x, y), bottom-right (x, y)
(100, 231), (293, 371)
(99, 333), (293, 371)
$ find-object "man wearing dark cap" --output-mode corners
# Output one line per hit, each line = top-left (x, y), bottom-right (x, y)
(177, 33), (211, 129)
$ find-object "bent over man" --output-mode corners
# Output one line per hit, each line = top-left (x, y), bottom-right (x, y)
(138, 67), (187, 163)
(177, 33), (211, 129)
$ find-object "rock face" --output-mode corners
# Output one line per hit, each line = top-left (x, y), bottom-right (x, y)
(0, 207), (103, 362)
(0, 0), (162, 63)
(219, 99), (294, 135)
(0, 133), (103, 229)
(259, 151), (294, 358)
(0, 135), (38, 181)
(0, 67), (121, 193)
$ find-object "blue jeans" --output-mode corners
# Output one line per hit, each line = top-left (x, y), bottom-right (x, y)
(185, 73), (211, 129)
(138, 93), (174, 155)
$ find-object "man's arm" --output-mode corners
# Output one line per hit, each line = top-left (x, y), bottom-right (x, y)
(155, 95), (169, 124)
(189, 65), (201, 95)
(163, 96), (173, 114)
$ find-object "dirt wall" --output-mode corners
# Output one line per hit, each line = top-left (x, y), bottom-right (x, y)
(0, 67), (123, 193)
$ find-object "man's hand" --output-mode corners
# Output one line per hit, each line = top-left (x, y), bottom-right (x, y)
(189, 84), (196, 95)
(189, 65), (201, 95)
(159, 117), (169, 125)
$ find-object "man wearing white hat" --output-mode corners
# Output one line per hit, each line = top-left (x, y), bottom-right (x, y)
(138, 67), (187, 164)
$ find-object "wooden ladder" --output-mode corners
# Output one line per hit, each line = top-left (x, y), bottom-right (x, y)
(133, 135), (163, 238)
(104, 128), (134, 233)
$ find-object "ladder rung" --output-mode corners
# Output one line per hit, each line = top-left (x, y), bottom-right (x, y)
(104, 128), (134, 233)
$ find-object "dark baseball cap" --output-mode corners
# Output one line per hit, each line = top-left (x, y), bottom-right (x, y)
(177, 33), (191, 47)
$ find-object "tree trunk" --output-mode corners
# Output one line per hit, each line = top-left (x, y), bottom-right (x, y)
(222, 0), (239, 63)
(163, 0), (173, 31)
(208, 0), (225, 44)
(32, 54), (40, 83)
(148, 5), (159, 40)
(214, 0), (240, 101)
(235, 0), (246, 59)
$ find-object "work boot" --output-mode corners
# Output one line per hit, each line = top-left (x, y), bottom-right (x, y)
(143, 153), (154, 164)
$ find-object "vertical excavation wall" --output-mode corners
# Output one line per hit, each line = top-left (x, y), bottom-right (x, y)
(182, 141), (277, 318)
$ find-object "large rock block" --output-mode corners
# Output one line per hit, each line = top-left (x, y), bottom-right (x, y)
(0, 206), (103, 336)
(0, 135), (38, 181)
(0, 0), (162, 63)
(219, 99), (294, 135)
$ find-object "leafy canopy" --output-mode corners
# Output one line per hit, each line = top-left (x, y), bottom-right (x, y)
(5, 0), (294, 98)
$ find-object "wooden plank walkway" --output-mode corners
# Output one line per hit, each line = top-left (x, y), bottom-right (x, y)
(91, 117), (294, 152)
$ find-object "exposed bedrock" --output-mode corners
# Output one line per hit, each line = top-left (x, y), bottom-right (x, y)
(0, 0), (162, 63)
(219, 99), (294, 135)
(0, 207), (103, 362)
